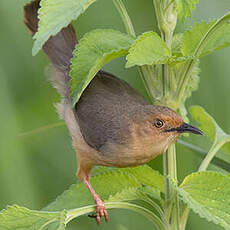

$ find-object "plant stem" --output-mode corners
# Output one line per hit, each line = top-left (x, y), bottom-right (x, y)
(199, 136), (230, 171)
(176, 13), (230, 105)
(114, 1), (184, 229)
(18, 121), (65, 137)
(164, 144), (180, 229)
(178, 139), (230, 172)
(66, 202), (166, 230)
(153, 1), (180, 229)
(112, 0), (156, 101)
(112, 0), (135, 37)
(180, 206), (189, 230)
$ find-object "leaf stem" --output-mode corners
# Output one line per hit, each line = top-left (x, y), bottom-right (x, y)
(165, 0), (175, 12)
(199, 136), (230, 171)
(18, 121), (65, 137)
(178, 139), (230, 172)
(66, 202), (166, 230)
(176, 12), (230, 105)
(112, 0), (136, 37)
(112, 0), (155, 101)
(153, 0), (180, 229)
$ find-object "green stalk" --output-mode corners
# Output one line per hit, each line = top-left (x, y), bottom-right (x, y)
(112, 0), (135, 37)
(153, 1), (180, 229)
(199, 136), (230, 171)
(112, 0), (156, 102)
(178, 139), (230, 172)
(176, 12), (230, 105)
(66, 202), (166, 230)
(113, 1), (183, 229)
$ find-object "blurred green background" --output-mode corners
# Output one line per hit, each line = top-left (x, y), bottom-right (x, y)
(0, 0), (229, 229)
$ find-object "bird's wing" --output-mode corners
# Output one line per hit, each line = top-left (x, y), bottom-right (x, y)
(75, 71), (149, 151)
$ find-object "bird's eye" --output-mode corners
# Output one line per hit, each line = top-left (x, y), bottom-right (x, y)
(154, 119), (164, 128)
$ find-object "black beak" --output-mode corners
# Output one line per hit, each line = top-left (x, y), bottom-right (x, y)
(166, 122), (203, 135)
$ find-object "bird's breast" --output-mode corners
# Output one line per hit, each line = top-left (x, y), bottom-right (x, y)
(97, 128), (170, 167)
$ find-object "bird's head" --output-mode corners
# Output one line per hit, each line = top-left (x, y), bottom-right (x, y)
(131, 105), (203, 155)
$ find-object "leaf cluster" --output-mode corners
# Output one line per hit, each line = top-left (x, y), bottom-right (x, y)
(4, 0), (230, 230)
(1, 166), (230, 230)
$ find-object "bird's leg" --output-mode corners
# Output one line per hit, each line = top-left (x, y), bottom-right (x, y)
(76, 157), (109, 224)
(82, 178), (109, 224)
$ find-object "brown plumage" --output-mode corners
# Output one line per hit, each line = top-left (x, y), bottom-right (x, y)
(24, 0), (203, 224)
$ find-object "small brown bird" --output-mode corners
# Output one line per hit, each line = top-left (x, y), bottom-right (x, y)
(24, 0), (203, 224)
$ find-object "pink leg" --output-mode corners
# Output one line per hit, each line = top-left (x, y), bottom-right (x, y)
(83, 178), (109, 224)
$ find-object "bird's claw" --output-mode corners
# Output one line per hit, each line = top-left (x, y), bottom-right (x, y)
(96, 204), (108, 224)
(88, 202), (108, 224)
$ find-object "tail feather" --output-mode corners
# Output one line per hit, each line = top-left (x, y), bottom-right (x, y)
(24, 0), (77, 100)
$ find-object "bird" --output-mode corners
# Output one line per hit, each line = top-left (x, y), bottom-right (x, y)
(24, 0), (203, 225)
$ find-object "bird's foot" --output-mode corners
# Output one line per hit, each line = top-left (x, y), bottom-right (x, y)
(82, 177), (109, 224)
(95, 197), (108, 224)
(88, 195), (108, 224)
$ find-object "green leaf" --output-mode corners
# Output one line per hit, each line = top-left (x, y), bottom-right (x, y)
(190, 106), (230, 153)
(44, 165), (163, 212)
(190, 106), (217, 141)
(32, 0), (97, 55)
(182, 14), (230, 57)
(107, 186), (160, 203)
(126, 32), (171, 68)
(0, 166), (165, 230)
(178, 171), (230, 230)
(0, 205), (65, 230)
(190, 106), (230, 169)
(44, 166), (164, 230)
(175, 0), (199, 21)
(176, 13), (230, 110)
(182, 21), (214, 56)
(70, 29), (134, 105)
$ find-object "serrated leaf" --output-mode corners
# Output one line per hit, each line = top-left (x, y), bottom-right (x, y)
(107, 187), (145, 202)
(190, 106), (217, 140)
(176, 13), (230, 115)
(44, 165), (163, 212)
(0, 166), (164, 230)
(0, 205), (64, 230)
(70, 29), (134, 105)
(106, 186), (160, 203)
(178, 171), (230, 230)
(175, 0), (199, 21)
(190, 106), (230, 167)
(182, 21), (215, 56)
(32, 0), (97, 55)
(126, 32), (171, 68)
(182, 13), (230, 57)
(43, 166), (164, 230)
(172, 33), (183, 54)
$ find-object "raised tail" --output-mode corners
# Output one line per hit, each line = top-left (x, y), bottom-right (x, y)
(24, 0), (81, 138)
(24, 0), (77, 101)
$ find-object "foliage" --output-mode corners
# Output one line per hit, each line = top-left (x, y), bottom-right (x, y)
(178, 171), (230, 230)
(0, 206), (66, 230)
(190, 106), (230, 169)
(0, 166), (166, 230)
(175, 0), (199, 21)
(2, 0), (230, 230)
(126, 31), (171, 67)
(70, 29), (133, 105)
(32, 0), (98, 55)
(182, 19), (230, 57)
